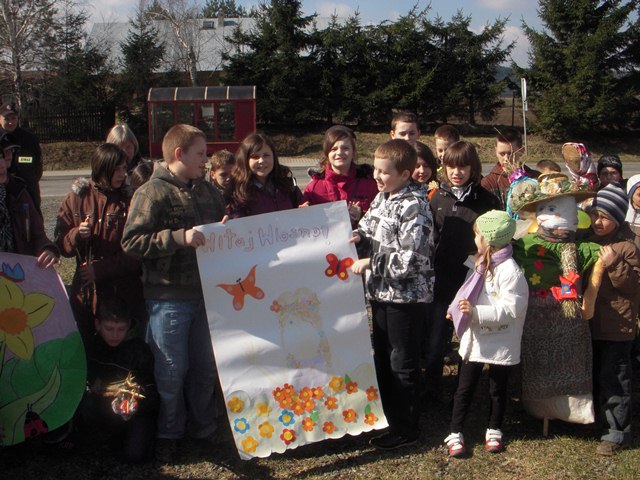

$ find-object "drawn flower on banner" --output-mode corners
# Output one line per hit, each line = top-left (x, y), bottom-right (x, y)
(530, 273), (541, 286)
(303, 399), (316, 412)
(234, 418), (250, 434)
(311, 386), (325, 400)
(329, 376), (344, 392)
(256, 402), (271, 417)
(364, 412), (378, 426)
(299, 387), (313, 401)
(366, 386), (379, 401)
(258, 422), (274, 438)
(323, 421), (336, 434)
(534, 260), (544, 271)
(537, 246), (546, 257)
(282, 383), (295, 397)
(228, 396), (244, 413)
(324, 396), (338, 410)
(292, 401), (305, 416)
(270, 301), (281, 313)
(0, 277), (55, 360)
(280, 429), (296, 445)
(345, 379), (358, 394)
(241, 436), (258, 453)
(302, 417), (316, 432)
(537, 288), (549, 299)
(279, 410), (295, 426)
(364, 404), (378, 425)
(342, 409), (357, 423)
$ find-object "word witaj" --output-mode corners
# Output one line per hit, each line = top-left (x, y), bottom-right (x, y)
(201, 224), (330, 254)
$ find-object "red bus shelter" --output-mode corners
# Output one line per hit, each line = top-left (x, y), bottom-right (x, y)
(147, 86), (256, 158)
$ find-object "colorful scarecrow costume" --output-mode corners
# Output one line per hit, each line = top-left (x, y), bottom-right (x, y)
(513, 174), (601, 424)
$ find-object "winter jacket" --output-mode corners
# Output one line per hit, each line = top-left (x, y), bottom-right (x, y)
(121, 162), (225, 300)
(303, 164), (378, 223)
(458, 256), (529, 365)
(429, 183), (500, 304)
(8, 126), (43, 211)
(55, 178), (143, 312)
(357, 182), (434, 303)
(481, 163), (540, 210)
(229, 179), (303, 218)
(4, 175), (57, 256)
(85, 334), (159, 419)
(587, 226), (640, 342)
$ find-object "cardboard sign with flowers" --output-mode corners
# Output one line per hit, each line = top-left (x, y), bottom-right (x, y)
(0, 252), (86, 446)
(196, 202), (388, 459)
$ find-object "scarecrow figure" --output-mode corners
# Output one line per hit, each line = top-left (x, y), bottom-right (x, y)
(512, 173), (601, 431)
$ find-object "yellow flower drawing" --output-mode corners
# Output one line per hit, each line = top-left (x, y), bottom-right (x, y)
(227, 396), (244, 413)
(241, 435), (259, 453)
(329, 376), (344, 392)
(0, 278), (54, 360)
(529, 273), (541, 286)
(258, 421), (275, 438)
(255, 402), (271, 417)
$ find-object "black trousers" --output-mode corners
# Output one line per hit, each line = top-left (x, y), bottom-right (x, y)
(371, 301), (426, 439)
(450, 361), (512, 433)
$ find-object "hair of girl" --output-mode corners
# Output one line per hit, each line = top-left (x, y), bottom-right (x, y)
(414, 141), (438, 182)
(320, 125), (357, 171)
(442, 140), (482, 186)
(231, 132), (295, 208)
(473, 223), (498, 278)
(106, 124), (139, 155)
(91, 143), (128, 188)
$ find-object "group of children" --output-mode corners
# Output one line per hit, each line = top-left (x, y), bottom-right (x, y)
(3, 110), (639, 464)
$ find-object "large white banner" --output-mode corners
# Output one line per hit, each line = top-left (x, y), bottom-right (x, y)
(196, 202), (387, 459)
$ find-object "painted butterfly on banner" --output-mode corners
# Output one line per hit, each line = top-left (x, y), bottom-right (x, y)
(324, 253), (354, 281)
(217, 264), (265, 311)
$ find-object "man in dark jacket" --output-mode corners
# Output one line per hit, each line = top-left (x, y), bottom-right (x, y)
(0, 102), (43, 213)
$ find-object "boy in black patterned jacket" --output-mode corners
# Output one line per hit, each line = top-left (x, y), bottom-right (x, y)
(351, 139), (434, 450)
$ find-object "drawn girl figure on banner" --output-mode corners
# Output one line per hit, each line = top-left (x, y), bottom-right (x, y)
(272, 288), (331, 370)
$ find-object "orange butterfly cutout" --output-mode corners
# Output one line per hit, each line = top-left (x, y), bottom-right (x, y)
(324, 253), (354, 281)
(217, 264), (265, 311)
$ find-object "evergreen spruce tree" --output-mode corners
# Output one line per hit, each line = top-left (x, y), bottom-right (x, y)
(223, 0), (317, 125)
(522, 0), (640, 139)
(202, 0), (246, 17)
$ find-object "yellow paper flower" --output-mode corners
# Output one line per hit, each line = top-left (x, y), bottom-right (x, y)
(227, 396), (244, 413)
(0, 278), (54, 360)
(529, 273), (541, 286)
(329, 376), (344, 392)
(255, 402), (271, 417)
(241, 435), (259, 453)
(258, 421), (275, 438)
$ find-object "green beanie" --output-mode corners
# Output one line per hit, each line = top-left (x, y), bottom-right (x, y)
(475, 210), (516, 248)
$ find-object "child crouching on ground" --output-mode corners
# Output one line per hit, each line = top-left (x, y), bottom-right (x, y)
(586, 184), (640, 456)
(351, 139), (434, 450)
(445, 210), (528, 458)
(77, 296), (159, 463)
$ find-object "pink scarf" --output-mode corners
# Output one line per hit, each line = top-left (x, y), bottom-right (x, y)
(448, 244), (513, 337)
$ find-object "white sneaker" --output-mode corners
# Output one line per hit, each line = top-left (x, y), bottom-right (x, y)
(485, 428), (504, 453)
(444, 432), (465, 457)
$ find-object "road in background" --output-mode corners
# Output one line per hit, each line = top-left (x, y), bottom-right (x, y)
(41, 159), (640, 198)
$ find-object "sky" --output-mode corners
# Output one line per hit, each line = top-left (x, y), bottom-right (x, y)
(81, 0), (543, 67)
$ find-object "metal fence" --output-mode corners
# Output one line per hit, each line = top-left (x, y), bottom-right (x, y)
(23, 106), (115, 143)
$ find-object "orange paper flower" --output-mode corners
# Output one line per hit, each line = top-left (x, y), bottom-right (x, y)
(280, 429), (296, 445)
(342, 409), (357, 423)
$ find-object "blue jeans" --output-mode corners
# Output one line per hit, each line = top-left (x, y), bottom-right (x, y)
(146, 299), (218, 440)
(593, 340), (633, 445)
